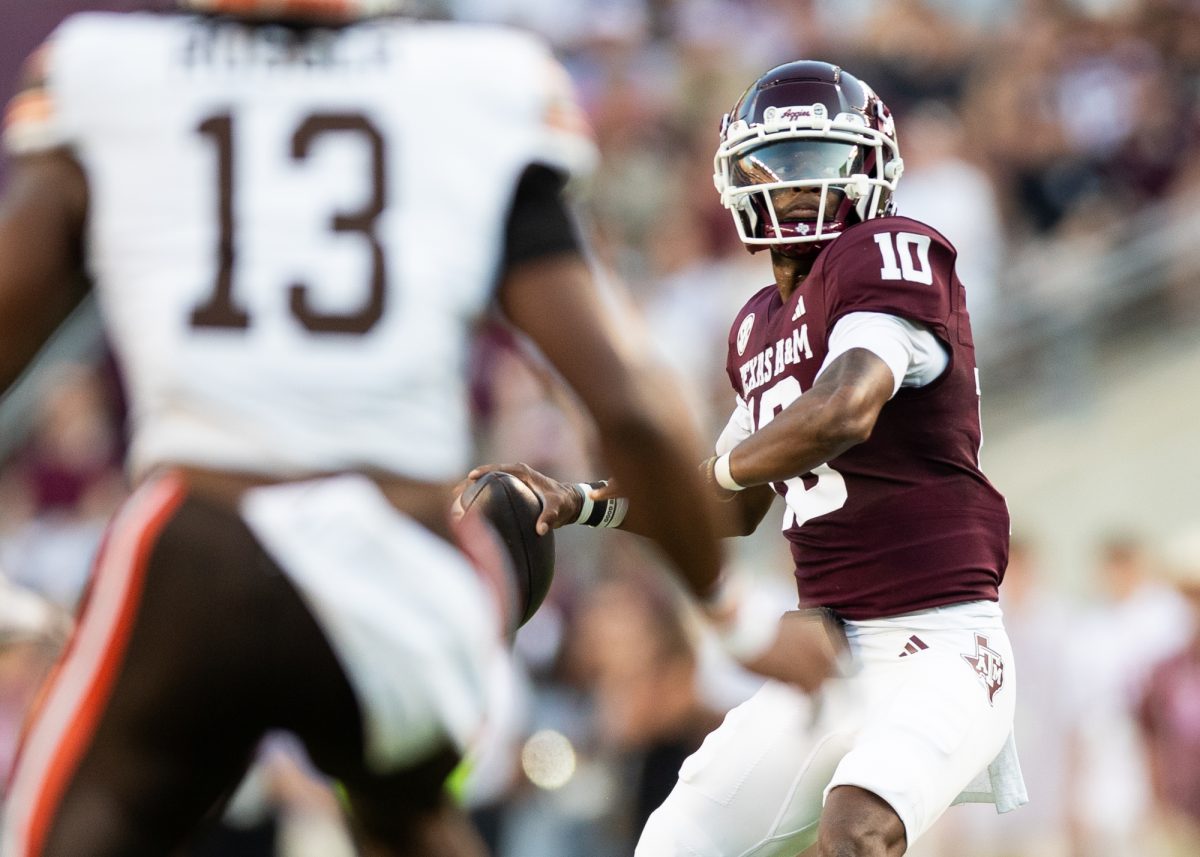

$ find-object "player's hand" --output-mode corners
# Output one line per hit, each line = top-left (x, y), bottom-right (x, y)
(589, 477), (623, 501)
(739, 611), (843, 694)
(463, 462), (583, 535)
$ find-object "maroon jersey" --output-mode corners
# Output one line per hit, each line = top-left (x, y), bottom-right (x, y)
(724, 216), (1009, 620)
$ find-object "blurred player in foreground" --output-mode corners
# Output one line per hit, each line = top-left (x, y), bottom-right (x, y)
(0, 1), (820, 853)
(469, 61), (1027, 856)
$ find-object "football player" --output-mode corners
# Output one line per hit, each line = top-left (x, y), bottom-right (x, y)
(469, 62), (1027, 856)
(0, 2), (738, 855)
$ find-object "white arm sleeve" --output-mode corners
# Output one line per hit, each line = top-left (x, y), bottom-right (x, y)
(815, 311), (949, 397)
(714, 395), (753, 455)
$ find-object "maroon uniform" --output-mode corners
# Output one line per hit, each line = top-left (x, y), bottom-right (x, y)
(724, 215), (1009, 620)
(639, 62), (1024, 857)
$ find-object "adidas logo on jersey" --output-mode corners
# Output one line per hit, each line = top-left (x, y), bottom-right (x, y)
(898, 635), (928, 657)
(791, 295), (807, 322)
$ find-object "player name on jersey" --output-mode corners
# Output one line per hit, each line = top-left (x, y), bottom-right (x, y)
(739, 324), (814, 396)
(182, 20), (393, 71)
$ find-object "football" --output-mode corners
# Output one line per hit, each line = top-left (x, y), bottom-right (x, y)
(459, 471), (556, 629)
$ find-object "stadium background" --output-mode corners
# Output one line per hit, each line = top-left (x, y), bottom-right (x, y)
(1, 1), (1199, 856)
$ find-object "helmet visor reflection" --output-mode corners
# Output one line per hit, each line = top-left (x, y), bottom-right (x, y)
(732, 140), (863, 187)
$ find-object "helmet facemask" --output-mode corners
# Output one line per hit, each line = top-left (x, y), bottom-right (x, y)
(714, 103), (903, 257)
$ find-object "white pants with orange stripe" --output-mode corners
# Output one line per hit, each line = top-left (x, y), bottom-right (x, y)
(1, 472), (508, 857)
(1, 476), (187, 857)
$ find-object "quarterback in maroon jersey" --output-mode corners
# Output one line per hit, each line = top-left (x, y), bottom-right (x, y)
(472, 61), (1025, 857)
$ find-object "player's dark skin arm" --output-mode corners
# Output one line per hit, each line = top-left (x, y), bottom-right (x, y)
(481, 246), (895, 540)
(600, 349), (892, 540)
(724, 348), (895, 490)
(478, 249), (842, 693)
(722, 248), (896, 489)
(0, 152), (89, 394)
(710, 484), (776, 538)
(596, 247), (895, 537)
(494, 251), (725, 599)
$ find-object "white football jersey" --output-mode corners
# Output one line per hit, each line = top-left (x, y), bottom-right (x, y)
(5, 12), (595, 481)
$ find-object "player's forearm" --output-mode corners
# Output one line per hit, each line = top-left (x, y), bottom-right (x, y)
(499, 255), (725, 597)
(614, 481), (769, 540)
(595, 405), (725, 598)
(0, 154), (89, 394)
(726, 383), (875, 488)
(0, 251), (88, 395)
(722, 349), (893, 489)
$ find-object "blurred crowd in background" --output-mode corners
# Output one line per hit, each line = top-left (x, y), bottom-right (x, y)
(3, 0), (1200, 855)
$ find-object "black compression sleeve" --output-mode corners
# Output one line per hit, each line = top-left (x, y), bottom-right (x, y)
(502, 164), (583, 269)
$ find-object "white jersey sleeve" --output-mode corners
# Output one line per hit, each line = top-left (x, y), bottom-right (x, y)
(9, 13), (598, 482)
(715, 394), (754, 455)
(815, 311), (949, 397)
(3, 42), (70, 155)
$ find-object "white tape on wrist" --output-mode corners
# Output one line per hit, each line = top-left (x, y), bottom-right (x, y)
(573, 483), (595, 525)
(599, 497), (629, 528)
(713, 452), (745, 492)
(572, 482), (629, 528)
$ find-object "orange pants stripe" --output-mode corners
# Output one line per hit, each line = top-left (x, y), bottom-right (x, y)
(3, 475), (185, 857)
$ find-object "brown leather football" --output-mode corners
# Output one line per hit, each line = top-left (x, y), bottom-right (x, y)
(459, 471), (556, 629)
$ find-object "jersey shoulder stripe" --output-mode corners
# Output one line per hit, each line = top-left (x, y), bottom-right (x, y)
(3, 42), (60, 155)
(3, 12), (133, 156)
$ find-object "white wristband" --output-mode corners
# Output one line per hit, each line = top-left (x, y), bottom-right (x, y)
(573, 483), (595, 524)
(713, 452), (745, 492)
(573, 482), (628, 528)
(598, 497), (629, 528)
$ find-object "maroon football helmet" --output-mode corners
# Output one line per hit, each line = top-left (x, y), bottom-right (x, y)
(713, 61), (903, 257)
